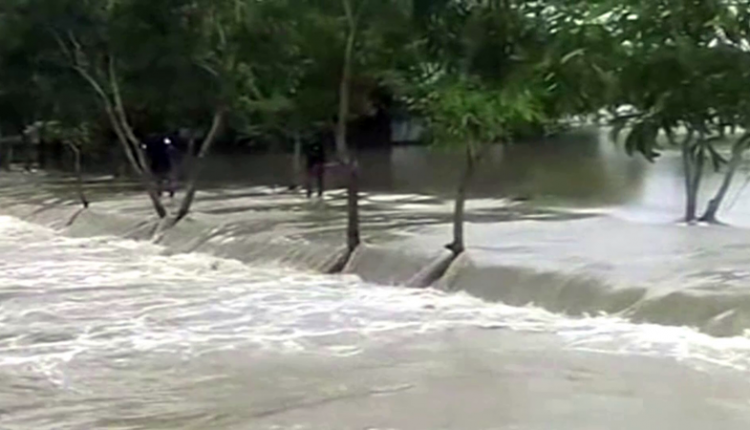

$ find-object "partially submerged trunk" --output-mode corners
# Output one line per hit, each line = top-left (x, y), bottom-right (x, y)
(108, 61), (169, 219)
(334, 4), (361, 261)
(680, 132), (699, 223)
(446, 147), (477, 256)
(66, 142), (89, 209)
(173, 110), (225, 224)
(345, 160), (360, 253)
(116, 133), (168, 219)
(700, 133), (750, 223)
(64, 49), (168, 219)
(691, 146), (705, 221)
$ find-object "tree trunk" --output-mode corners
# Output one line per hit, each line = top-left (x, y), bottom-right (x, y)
(336, 6), (360, 255)
(173, 110), (225, 224)
(446, 148), (476, 256)
(701, 134), (750, 223)
(107, 59), (170, 219)
(141, 173), (168, 218)
(66, 142), (89, 209)
(292, 132), (302, 188)
(89, 92), (167, 218)
(692, 146), (705, 219)
(67, 54), (167, 218)
(346, 160), (360, 253)
(681, 135), (698, 223)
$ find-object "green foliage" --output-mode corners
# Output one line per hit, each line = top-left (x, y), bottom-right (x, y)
(561, 0), (750, 163)
(7, 0), (750, 166)
(398, 0), (552, 152)
(416, 77), (543, 153)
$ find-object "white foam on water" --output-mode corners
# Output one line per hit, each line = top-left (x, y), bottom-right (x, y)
(1, 214), (750, 381)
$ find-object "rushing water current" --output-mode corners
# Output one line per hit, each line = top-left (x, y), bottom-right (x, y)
(3, 215), (750, 429)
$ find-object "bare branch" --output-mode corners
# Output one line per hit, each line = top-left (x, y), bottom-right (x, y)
(51, 31), (165, 217)
(197, 109), (226, 159)
(66, 31), (82, 53)
(57, 43), (142, 175)
(197, 61), (220, 78)
(51, 30), (74, 63)
(107, 56), (141, 149)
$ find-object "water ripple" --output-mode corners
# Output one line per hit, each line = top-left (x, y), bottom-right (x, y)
(1, 215), (750, 384)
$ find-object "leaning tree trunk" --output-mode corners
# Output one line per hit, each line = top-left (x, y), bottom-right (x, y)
(67, 53), (168, 219)
(108, 62), (169, 219)
(173, 110), (225, 224)
(447, 147), (476, 256)
(686, 146), (705, 223)
(111, 117), (167, 219)
(700, 134), (750, 223)
(66, 142), (89, 209)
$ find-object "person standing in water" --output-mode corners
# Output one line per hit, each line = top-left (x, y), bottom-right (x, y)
(304, 138), (326, 198)
(142, 134), (176, 198)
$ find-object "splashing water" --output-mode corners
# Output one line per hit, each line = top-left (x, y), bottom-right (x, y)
(2, 215), (750, 429)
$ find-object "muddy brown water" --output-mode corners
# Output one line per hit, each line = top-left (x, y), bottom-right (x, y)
(4, 128), (750, 428)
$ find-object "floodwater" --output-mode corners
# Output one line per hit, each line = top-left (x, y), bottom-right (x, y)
(4, 128), (750, 428)
(3, 216), (750, 429)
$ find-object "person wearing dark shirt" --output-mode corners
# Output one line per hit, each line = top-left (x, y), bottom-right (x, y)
(303, 139), (326, 198)
(142, 134), (176, 198)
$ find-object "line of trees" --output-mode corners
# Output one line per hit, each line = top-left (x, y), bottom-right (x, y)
(1, 0), (750, 270)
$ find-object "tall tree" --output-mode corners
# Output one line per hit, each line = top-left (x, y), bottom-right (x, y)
(403, 0), (548, 255)
(286, 0), (416, 267)
(418, 78), (542, 255)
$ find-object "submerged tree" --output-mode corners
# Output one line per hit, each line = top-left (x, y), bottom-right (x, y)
(285, 0), (416, 266)
(418, 79), (542, 255)
(402, 0), (548, 256)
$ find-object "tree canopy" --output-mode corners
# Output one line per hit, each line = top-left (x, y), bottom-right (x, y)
(2, 0), (749, 240)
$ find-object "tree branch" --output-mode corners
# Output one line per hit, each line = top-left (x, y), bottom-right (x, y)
(52, 30), (143, 174)
(173, 108), (226, 223)
(107, 56), (141, 148)
(52, 31), (166, 218)
(197, 109), (226, 159)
